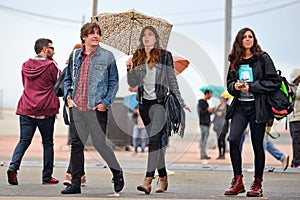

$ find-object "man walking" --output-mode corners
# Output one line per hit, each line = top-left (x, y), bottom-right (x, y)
(7, 38), (60, 185)
(197, 90), (214, 159)
(289, 68), (300, 168)
(61, 22), (124, 194)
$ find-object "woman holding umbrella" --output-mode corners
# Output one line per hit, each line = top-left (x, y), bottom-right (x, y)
(224, 27), (281, 197)
(126, 26), (190, 194)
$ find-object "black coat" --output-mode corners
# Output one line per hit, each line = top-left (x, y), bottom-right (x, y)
(127, 49), (185, 107)
(226, 52), (281, 123)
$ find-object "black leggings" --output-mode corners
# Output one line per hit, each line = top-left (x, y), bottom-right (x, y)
(228, 101), (266, 179)
(139, 99), (168, 178)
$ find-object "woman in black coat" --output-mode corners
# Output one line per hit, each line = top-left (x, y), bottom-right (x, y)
(224, 27), (281, 197)
(127, 26), (190, 195)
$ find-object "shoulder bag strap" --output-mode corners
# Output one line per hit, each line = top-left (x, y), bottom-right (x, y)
(72, 49), (77, 81)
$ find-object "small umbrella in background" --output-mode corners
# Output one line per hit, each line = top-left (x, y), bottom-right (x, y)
(123, 93), (138, 111)
(199, 85), (226, 98)
(91, 9), (173, 55)
(220, 90), (234, 99)
(173, 55), (189, 75)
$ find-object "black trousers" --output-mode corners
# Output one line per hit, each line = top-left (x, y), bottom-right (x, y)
(69, 108), (122, 186)
(289, 121), (300, 167)
(228, 101), (266, 179)
(139, 99), (168, 178)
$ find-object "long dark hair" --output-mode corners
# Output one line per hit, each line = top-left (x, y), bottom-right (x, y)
(229, 27), (263, 71)
(132, 26), (161, 69)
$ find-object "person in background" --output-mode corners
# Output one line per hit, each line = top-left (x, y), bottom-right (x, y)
(127, 26), (190, 195)
(224, 27), (281, 197)
(128, 86), (147, 154)
(61, 23), (124, 194)
(197, 89), (214, 160)
(288, 68), (300, 168)
(7, 38), (60, 185)
(62, 43), (87, 187)
(212, 96), (229, 159)
(132, 106), (147, 154)
(264, 119), (289, 171)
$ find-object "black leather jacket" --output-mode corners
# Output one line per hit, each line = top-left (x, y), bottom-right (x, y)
(226, 52), (281, 123)
(127, 49), (185, 107)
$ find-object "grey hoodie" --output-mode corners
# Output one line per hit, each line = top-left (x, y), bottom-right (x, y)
(289, 68), (300, 122)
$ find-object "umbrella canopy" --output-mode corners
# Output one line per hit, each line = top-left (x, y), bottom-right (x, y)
(220, 90), (234, 99)
(199, 85), (226, 98)
(173, 55), (189, 75)
(91, 9), (173, 55)
(123, 93), (138, 111)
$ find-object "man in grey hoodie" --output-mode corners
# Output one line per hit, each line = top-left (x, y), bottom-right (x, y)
(289, 68), (300, 168)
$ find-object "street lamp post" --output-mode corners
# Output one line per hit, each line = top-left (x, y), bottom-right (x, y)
(92, 0), (98, 16)
(224, 0), (232, 86)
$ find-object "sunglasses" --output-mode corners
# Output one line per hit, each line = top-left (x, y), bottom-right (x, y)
(48, 46), (54, 50)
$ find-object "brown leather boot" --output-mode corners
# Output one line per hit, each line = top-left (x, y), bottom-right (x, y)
(137, 177), (152, 194)
(224, 175), (245, 195)
(155, 176), (168, 193)
(246, 178), (263, 197)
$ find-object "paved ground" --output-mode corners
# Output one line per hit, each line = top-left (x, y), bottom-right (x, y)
(0, 108), (299, 199)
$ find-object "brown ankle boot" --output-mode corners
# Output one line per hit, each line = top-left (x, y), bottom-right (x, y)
(246, 178), (263, 197)
(224, 175), (245, 195)
(137, 177), (152, 194)
(155, 176), (168, 193)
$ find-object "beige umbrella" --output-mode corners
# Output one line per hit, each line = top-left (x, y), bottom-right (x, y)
(91, 9), (173, 55)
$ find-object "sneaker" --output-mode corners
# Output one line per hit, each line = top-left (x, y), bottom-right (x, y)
(81, 175), (86, 186)
(200, 156), (211, 160)
(61, 185), (81, 194)
(42, 177), (59, 184)
(282, 155), (289, 171)
(7, 168), (18, 185)
(112, 171), (124, 193)
(167, 169), (175, 176)
(63, 173), (72, 186)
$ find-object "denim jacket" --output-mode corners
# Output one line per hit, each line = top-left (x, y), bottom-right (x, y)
(64, 45), (119, 110)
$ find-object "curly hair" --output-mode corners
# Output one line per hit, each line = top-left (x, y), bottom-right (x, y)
(132, 26), (161, 70)
(229, 27), (263, 71)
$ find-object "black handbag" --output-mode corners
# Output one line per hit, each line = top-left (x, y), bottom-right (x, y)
(225, 97), (238, 120)
(54, 67), (66, 97)
(54, 49), (77, 97)
(164, 91), (183, 137)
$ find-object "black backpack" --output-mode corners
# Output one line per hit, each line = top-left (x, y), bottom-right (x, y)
(267, 70), (294, 120)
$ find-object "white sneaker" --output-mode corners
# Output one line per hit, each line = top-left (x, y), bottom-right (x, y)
(167, 169), (175, 176)
(282, 155), (289, 171)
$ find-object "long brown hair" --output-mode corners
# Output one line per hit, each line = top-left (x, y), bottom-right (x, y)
(229, 27), (263, 71)
(132, 26), (161, 69)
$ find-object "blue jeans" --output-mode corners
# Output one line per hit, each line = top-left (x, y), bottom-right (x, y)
(132, 126), (147, 153)
(9, 115), (55, 182)
(200, 125), (210, 158)
(264, 137), (285, 161)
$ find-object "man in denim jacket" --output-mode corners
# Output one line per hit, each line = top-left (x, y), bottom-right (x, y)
(61, 23), (124, 194)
